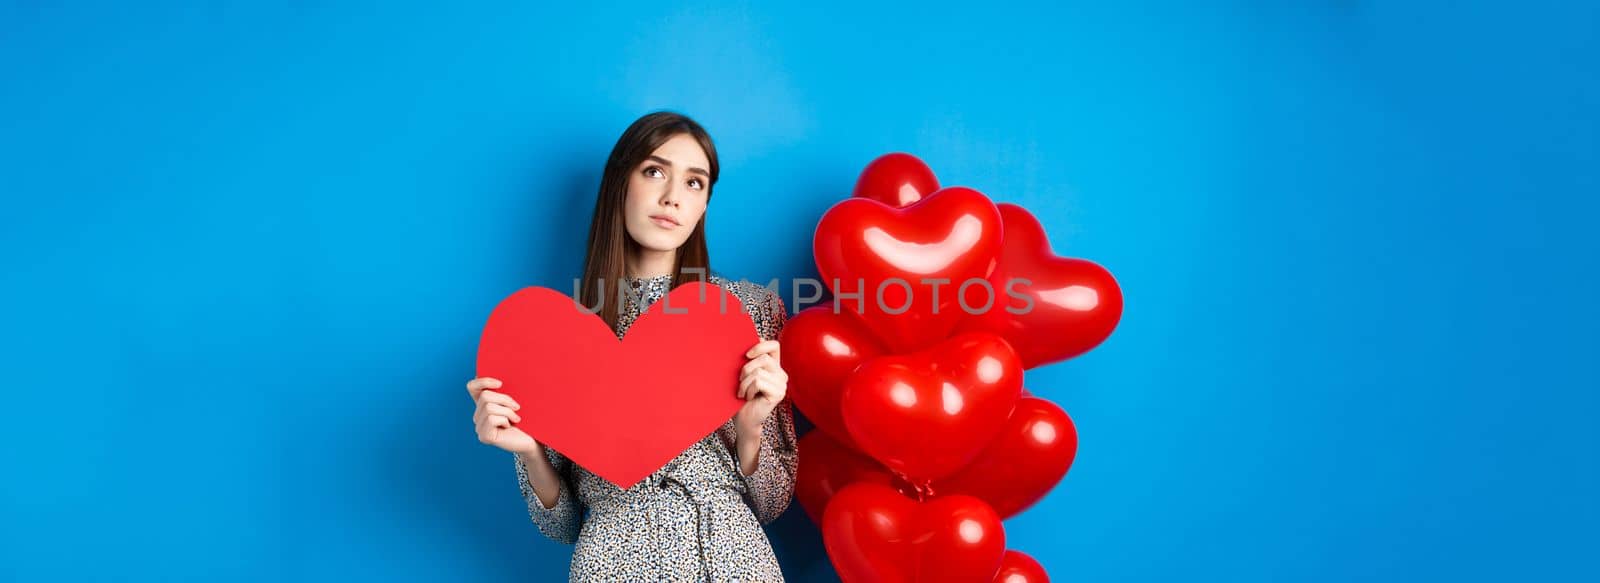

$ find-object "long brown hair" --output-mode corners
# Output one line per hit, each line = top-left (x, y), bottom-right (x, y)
(578, 111), (720, 332)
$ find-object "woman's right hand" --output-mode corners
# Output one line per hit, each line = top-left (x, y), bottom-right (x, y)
(467, 376), (540, 456)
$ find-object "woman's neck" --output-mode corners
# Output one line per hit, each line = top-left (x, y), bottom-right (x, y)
(626, 248), (676, 279)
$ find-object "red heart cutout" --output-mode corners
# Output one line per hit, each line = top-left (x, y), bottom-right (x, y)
(476, 282), (756, 489)
(936, 395), (1078, 519)
(957, 203), (1123, 369)
(841, 332), (1023, 483)
(779, 306), (885, 451)
(852, 152), (941, 208)
(823, 482), (1007, 583)
(814, 186), (1004, 354)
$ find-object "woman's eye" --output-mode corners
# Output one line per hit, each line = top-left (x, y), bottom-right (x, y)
(644, 166), (664, 179)
(688, 178), (704, 190)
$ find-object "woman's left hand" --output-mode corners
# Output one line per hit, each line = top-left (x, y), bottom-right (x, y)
(735, 339), (787, 434)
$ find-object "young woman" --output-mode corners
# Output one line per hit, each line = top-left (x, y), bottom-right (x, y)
(465, 111), (798, 582)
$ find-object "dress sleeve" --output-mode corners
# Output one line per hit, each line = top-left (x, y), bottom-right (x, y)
(732, 288), (799, 524)
(738, 398), (799, 524)
(514, 447), (583, 544)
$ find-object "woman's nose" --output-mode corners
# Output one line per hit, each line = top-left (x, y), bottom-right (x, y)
(660, 184), (683, 207)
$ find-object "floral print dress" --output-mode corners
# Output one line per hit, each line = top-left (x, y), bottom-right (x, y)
(513, 273), (799, 582)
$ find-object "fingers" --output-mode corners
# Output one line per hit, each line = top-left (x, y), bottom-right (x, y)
(474, 403), (515, 428)
(739, 371), (757, 400)
(755, 375), (784, 403)
(745, 340), (780, 361)
(477, 389), (521, 410)
(738, 368), (786, 402)
(469, 377), (536, 453)
(466, 377), (502, 400)
(477, 420), (511, 445)
(739, 343), (784, 401)
(467, 377), (499, 399)
(741, 353), (778, 377)
(479, 413), (511, 430)
(484, 402), (521, 424)
(739, 355), (787, 394)
(477, 422), (533, 450)
(474, 391), (522, 427)
(745, 375), (770, 402)
(739, 369), (773, 400)
(739, 377), (783, 430)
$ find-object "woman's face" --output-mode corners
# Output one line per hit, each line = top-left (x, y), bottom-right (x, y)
(624, 133), (711, 254)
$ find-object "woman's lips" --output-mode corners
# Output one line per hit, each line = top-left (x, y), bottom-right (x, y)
(650, 215), (680, 228)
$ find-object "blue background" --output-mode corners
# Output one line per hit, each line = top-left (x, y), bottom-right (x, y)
(3, 1), (1596, 581)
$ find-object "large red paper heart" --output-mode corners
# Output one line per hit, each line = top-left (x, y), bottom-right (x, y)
(476, 282), (756, 489)
(823, 482), (1007, 583)
(957, 203), (1123, 369)
(813, 186), (1003, 354)
(841, 332), (1023, 483)
(778, 306), (885, 451)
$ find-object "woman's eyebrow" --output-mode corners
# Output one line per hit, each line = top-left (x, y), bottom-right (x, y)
(646, 155), (710, 177)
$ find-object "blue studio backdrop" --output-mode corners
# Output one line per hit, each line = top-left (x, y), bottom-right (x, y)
(3, 1), (1596, 581)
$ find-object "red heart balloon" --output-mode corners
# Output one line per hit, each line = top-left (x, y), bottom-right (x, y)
(779, 306), (885, 450)
(814, 186), (1004, 354)
(795, 429), (895, 525)
(853, 152), (941, 208)
(823, 482), (1007, 583)
(937, 395), (1078, 519)
(842, 332), (1023, 483)
(957, 203), (1123, 369)
(993, 550), (1050, 583)
(476, 282), (755, 489)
